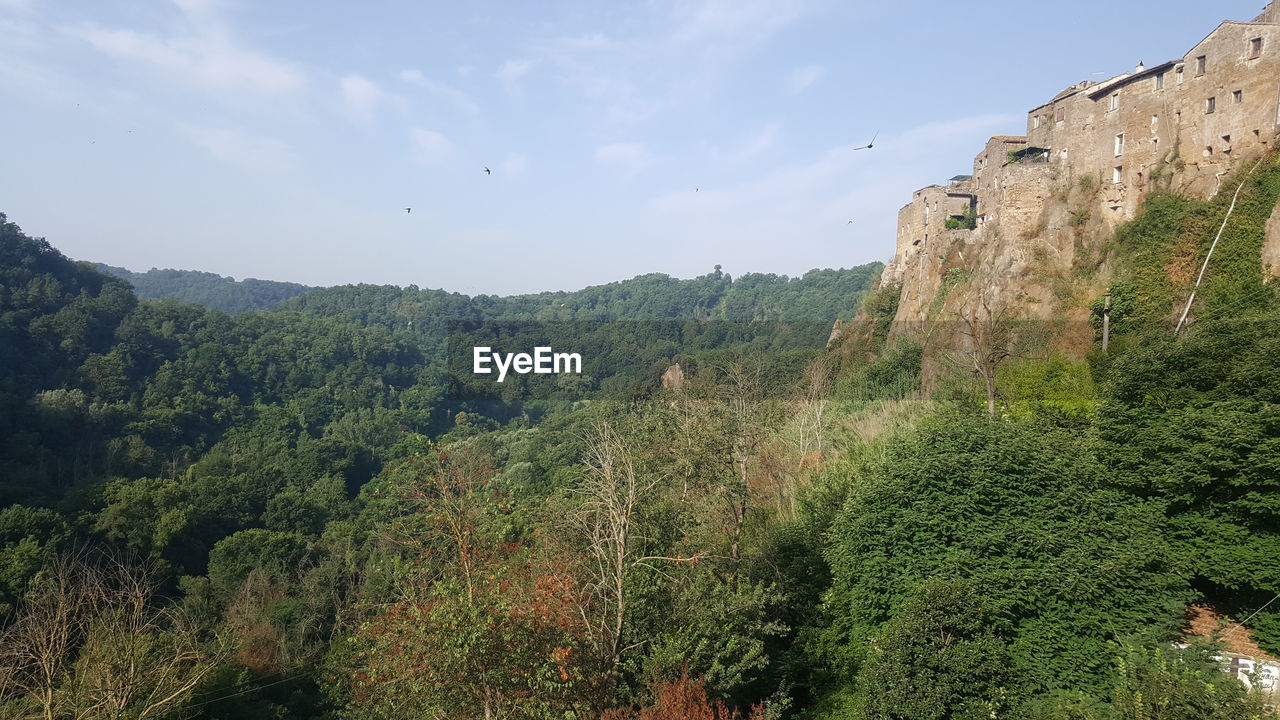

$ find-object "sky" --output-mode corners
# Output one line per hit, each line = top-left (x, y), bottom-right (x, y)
(0, 0), (1266, 295)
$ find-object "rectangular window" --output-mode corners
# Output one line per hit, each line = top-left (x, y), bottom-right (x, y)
(1055, 107), (1065, 123)
(1151, 114), (1159, 129)
(1153, 137), (1159, 149)
(1115, 133), (1125, 156)
(1109, 93), (1119, 112)
(1033, 115), (1041, 129)
(1206, 96), (1216, 113)
(1155, 72), (1165, 90)
(1176, 65), (1184, 83)
(1251, 37), (1263, 58)
(1113, 166), (1123, 184)
(1234, 89), (1243, 103)
(1196, 55), (1206, 75)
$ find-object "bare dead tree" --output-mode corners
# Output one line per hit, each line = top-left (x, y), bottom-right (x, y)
(736, 356), (835, 522)
(955, 293), (1019, 416)
(793, 355), (833, 459)
(379, 446), (497, 603)
(664, 361), (778, 567)
(717, 362), (778, 570)
(0, 553), (225, 720)
(569, 421), (704, 701)
(0, 553), (93, 720)
(572, 422), (653, 685)
(668, 388), (711, 503)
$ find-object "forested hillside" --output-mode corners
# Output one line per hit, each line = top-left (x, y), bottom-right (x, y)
(97, 260), (881, 324)
(1, 171), (1279, 720)
(96, 264), (311, 314)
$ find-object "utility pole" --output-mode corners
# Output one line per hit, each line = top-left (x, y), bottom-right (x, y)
(1101, 288), (1112, 353)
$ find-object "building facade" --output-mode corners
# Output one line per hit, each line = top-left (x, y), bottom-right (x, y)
(880, 1), (1280, 331)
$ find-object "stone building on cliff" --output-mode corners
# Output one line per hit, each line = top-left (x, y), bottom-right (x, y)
(880, 1), (1280, 338)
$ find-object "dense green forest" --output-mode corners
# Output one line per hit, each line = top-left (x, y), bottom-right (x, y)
(97, 260), (881, 323)
(95, 265), (311, 314)
(2, 149), (1280, 720)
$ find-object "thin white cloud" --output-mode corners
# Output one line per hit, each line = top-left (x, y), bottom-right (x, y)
(399, 69), (478, 114)
(0, 56), (63, 98)
(340, 73), (383, 117)
(0, 14), (73, 99)
(670, 0), (808, 49)
(889, 113), (1023, 148)
(785, 64), (824, 93)
(181, 125), (294, 173)
(650, 113), (1021, 258)
(692, 124), (781, 172)
(718, 123), (780, 164)
(500, 153), (529, 179)
(595, 142), (660, 177)
(171, 0), (219, 16)
(527, 0), (815, 128)
(66, 2), (304, 96)
(495, 58), (534, 91)
(410, 128), (452, 163)
(661, 113), (1019, 211)
(69, 24), (304, 95)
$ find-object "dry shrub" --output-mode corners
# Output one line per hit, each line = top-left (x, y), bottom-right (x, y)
(602, 670), (765, 720)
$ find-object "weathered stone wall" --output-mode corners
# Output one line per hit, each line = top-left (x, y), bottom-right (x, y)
(1256, 1), (1280, 24)
(1265, 201), (1280, 280)
(1022, 18), (1280, 223)
(883, 180), (975, 287)
(887, 142), (1059, 328)
(880, 2), (1280, 357)
(972, 136), (1029, 206)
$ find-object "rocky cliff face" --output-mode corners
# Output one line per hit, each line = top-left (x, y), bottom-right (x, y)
(875, 2), (1280, 369)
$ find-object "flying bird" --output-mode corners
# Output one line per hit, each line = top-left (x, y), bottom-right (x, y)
(852, 132), (878, 151)
(484, 167), (491, 175)
(847, 220), (854, 224)
(405, 207), (412, 213)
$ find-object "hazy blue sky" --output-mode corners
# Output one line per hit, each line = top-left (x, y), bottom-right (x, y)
(0, 0), (1263, 294)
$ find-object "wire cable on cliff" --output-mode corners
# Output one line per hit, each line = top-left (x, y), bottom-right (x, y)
(1174, 158), (1264, 336)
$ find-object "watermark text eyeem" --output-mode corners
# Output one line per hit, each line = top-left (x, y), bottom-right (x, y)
(472, 346), (582, 382)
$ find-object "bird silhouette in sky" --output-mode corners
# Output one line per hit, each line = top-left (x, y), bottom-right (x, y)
(852, 132), (878, 151)
(484, 167), (491, 175)
(847, 220), (854, 224)
(405, 207), (411, 213)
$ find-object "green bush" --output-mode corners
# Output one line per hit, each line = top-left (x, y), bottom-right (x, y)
(997, 355), (1097, 422)
(852, 579), (1012, 720)
(207, 529), (310, 595)
(944, 206), (977, 230)
(818, 416), (1187, 703)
